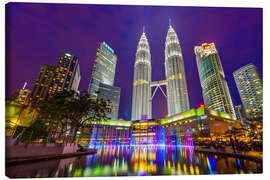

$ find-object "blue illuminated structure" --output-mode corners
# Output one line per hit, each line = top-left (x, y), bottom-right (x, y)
(84, 107), (242, 148)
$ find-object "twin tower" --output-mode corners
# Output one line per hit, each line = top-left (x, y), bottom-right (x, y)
(131, 25), (190, 120)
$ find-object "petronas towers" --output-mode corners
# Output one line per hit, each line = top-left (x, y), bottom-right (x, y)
(132, 24), (190, 120)
(131, 31), (152, 120)
(165, 25), (190, 117)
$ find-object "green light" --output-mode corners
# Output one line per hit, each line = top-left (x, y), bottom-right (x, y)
(5, 101), (36, 127)
(83, 168), (92, 177)
(196, 107), (205, 116)
(93, 166), (103, 176)
(90, 119), (131, 127)
(73, 169), (82, 177)
(182, 109), (197, 118)
(219, 112), (230, 119)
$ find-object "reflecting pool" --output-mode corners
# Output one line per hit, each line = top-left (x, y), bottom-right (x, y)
(6, 145), (262, 178)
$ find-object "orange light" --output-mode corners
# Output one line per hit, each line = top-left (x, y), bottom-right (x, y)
(203, 45), (210, 50)
(200, 104), (205, 108)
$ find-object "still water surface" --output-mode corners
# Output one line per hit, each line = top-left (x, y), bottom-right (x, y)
(6, 145), (262, 178)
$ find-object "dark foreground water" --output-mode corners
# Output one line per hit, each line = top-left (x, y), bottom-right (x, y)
(6, 145), (262, 178)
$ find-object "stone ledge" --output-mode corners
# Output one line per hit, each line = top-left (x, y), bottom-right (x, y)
(6, 150), (97, 166)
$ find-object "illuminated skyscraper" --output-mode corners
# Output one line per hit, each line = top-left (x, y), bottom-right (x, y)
(49, 53), (81, 97)
(165, 25), (190, 117)
(88, 42), (120, 120)
(233, 63), (263, 119)
(31, 65), (56, 104)
(88, 42), (117, 99)
(132, 30), (152, 120)
(195, 43), (236, 117)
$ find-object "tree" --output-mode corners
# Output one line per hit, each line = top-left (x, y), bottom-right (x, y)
(13, 118), (50, 142)
(36, 90), (112, 142)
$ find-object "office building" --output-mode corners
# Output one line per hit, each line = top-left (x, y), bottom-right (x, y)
(165, 25), (190, 117)
(48, 52), (81, 97)
(88, 42), (121, 119)
(233, 63), (263, 119)
(30, 65), (56, 104)
(131, 30), (152, 120)
(88, 42), (117, 99)
(194, 43), (236, 117)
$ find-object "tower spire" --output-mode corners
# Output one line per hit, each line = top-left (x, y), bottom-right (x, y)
(169, 18), (172, 27)
(22, 82), (27, 90)
(143, 25), (145, 34)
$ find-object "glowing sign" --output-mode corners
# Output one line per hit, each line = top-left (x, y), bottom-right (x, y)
(203, 45), (211, 50)
(103, 42), (114, 54)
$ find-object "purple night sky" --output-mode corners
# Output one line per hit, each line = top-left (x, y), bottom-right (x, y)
(6, 3), (262, 120)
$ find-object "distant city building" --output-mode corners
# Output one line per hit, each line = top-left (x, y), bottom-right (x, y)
(97, 83), (120, 120)
(165, 25), (190, 117)
(30, 65), (56, 104)
(48, 53), (81, 97)
(11, 82), (31, 105)
(88, 42), (117, 99)
(132, 30), (152, 120)
(233, 63), (263, 119)
(194, 42), (236, 117)
(88, 42), (120, 120)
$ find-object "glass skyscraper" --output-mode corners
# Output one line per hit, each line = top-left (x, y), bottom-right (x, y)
(48, 52), (81, 98)
(194, 43), (236, 117)
(132, 31), (152, 120)
(165, 25), (190, 117)
(88, 42), (117, 99)
(88, 42), (120, 120)
(233, 63), (263, 119)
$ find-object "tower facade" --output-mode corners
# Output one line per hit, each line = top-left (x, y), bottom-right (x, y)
(194, 43), (236, 117)
(233, 63), (263, 119)
(132, 31), (152, 120)
(88, 42), (117, 99)
(88, 42), (121, 120)
(49, 52), (81, 98)
(31, 65), (56, 104)
(165, 25), (190, 117)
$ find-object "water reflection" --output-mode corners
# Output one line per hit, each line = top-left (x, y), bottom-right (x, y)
(6, 145), (262, 178)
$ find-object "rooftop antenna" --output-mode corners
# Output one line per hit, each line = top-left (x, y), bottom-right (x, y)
(169, 18), (172, 27)
(22, 82), (27, 90)
(143, 25), (145, 34)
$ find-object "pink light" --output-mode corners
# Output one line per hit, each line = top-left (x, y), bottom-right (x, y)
(141, 115), (147, 121)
